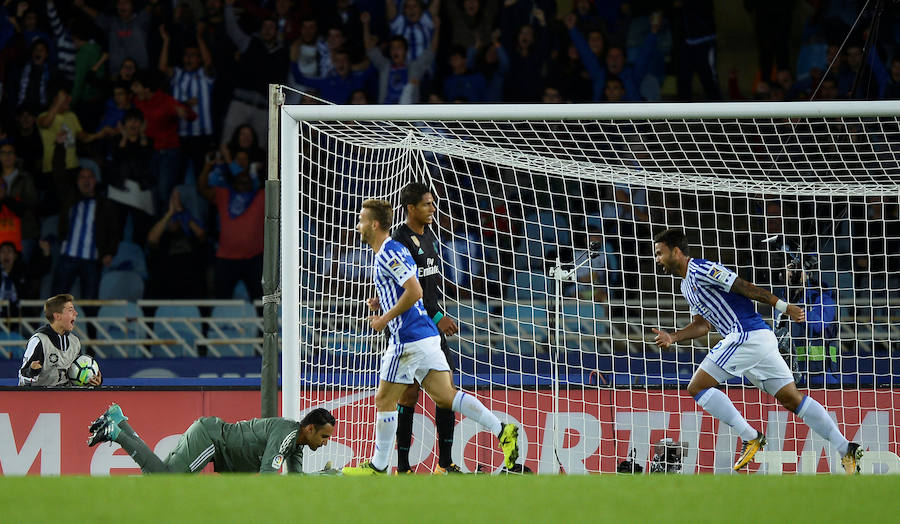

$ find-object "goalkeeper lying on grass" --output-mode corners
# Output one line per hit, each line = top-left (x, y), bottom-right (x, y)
(87, 404), (335, 474)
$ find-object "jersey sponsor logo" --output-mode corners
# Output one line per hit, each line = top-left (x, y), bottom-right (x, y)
(708, 266), (731, 284)
(419, 266), (440, 277)
(272, 454), (284, 469)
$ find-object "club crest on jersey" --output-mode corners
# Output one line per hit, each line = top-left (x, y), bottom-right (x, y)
(272, 454), (284, 469)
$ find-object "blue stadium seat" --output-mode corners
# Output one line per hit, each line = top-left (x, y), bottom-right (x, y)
(1, 331), (26, 360)
(98, 270), (145, 301)
(232, 280), (251, 301)
(153, 305), (202, 356)
(96, 303), (145, 357)
(507, 271), (549, 301)
(501, 304), (549, 355)
(107, 241), (148, 279)
(209, 302), (260, 356)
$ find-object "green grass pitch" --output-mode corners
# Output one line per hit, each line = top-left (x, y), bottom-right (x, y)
(2, 474), (898, 522)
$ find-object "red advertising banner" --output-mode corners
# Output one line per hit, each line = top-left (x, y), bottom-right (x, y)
(2, 388), (898, 475)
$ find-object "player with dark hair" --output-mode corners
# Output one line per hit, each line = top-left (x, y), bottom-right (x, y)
(651, 228), (863, 474)
(388, 182), (461, 473)
(87, 404), (335, 474)
(343, 199), (518, 475)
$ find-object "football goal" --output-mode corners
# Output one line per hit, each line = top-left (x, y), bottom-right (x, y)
(276, 95), (900, 474)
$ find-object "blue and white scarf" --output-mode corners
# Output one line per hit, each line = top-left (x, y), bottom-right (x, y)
(18, 62), (49, 107)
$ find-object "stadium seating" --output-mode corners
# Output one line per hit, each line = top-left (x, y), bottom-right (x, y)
(208, 302), (261, 357)
(152, 304), (203, 356)
(96, 302), (145, 358)
(99, 271), (146, 301)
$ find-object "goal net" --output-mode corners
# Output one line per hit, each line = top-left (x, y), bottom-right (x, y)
(279, 100), (900, 474)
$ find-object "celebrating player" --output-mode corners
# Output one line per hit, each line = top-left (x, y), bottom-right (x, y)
(384, 183), (462, 474)
(87, 404), (335, 474)
(651, 229), (863, 474)
(343, 199), (519, 475)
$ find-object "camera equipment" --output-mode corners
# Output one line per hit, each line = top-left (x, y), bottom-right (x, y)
(649, 438), (687, 473)
(617, 448), (644, 474)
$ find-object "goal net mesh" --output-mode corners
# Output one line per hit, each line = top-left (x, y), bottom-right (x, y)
(289, 108), (900, 474)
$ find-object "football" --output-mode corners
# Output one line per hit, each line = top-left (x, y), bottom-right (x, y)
(67, 355), (100, 386)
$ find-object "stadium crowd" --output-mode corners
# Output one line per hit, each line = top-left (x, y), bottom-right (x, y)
(0, 0), (898, 318)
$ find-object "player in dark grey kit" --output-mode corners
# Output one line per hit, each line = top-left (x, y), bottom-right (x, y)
(87, 404), (335, 474)
(390, 183), (461, 474)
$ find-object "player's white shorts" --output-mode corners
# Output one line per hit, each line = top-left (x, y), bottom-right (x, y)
(379, 335), (449, 385)
(699, 329), (793, 384)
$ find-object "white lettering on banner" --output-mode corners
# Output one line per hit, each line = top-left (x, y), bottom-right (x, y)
(799, 410), (841, 473)
(849, 411), (891, 473)
(757, 410), (788, 475)
(90, 434), (182, 475)
(760, 451), (900, 475)
(755, 451), (798, 474)
(614, 411), (670, 472)
(0, 413), (60, 475)
(713, 419), (739, 474)
(540, 412), (601, 474)
(408, 413), (436, 469)
(678, 411), (702, 475)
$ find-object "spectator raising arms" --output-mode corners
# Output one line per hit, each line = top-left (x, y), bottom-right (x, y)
(363, 10), (439, 104)
(146, 186), (207, 299)
(222, 0), (288, 147)
(386, 0), (439, 63)
(74, 0), (155, 72)
(159, 23), (216, 183)
(289, 48), (373, 105)
(37, 86), (109, 177)
(197, 150), (264, 300)
(130, 71), (196, 214)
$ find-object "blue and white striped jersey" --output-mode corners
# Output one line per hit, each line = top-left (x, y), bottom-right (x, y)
(171, 67), (214, 137)
(373, 237), (439, 344)
(680, 258), (771, 335)
(60, 200), (98, 260)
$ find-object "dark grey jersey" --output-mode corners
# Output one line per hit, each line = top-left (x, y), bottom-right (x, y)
(392, 223), (442, 318)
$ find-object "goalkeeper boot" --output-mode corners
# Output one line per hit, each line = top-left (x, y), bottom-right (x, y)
(342, 460), (387, 476)
(733, 431), (766, 471)
(841, 442), (863, 475)
(498, 423), (520, 470)
(433, 463), (464, 475)
(87, 416), (121, 447)
(89, 404), (128, 433)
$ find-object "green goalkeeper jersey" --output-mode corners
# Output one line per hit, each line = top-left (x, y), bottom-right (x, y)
(202, 417), (305, 473)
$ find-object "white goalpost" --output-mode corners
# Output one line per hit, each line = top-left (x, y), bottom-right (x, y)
(279, 96), (900, 474)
